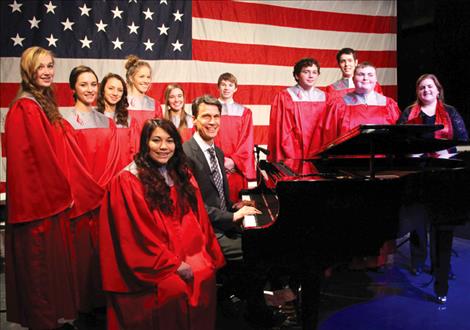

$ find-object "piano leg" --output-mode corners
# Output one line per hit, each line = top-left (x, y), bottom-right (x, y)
(298, 262), (322, 330)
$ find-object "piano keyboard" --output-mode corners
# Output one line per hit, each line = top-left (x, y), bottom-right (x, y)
(241, 193), (278, 229)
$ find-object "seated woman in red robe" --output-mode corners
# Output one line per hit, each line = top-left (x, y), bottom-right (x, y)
(97, 73), (140, 170)
(163, 83), (194, 142)
(99, 118), (225, 330)
(125, 55), (163, 128)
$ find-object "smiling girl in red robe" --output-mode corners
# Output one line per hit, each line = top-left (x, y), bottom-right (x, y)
(100, 119), (225, 330)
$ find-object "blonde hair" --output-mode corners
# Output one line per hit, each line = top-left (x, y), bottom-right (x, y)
(125, 55), (152, 91)
(17, 46), (60, 123)
(164, 83), (187, 130)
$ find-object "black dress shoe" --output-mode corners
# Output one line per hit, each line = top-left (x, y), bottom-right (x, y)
(219, 294), (243, 318)
(448, 269), (456, 280)
(410, 266), (423, 276)
(244, 306), (287, 328)
(436, 295), (447, 304)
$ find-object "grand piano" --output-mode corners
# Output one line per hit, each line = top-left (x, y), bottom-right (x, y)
(241, 124), (470, 330)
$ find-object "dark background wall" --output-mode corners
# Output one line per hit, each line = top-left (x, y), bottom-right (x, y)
(397, 0), (470, 124)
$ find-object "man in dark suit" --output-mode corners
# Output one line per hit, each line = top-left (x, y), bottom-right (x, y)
(183, 95), (285, 327)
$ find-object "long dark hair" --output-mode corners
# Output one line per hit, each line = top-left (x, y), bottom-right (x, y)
(69, 65), (98, 101)
(96, 73), (129, 126)
(134, 118), (197, 215)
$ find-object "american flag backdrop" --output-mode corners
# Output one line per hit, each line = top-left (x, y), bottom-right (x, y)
(0, 0), (397, 193)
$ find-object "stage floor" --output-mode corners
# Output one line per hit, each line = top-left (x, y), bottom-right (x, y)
(1, 236), (469, 330)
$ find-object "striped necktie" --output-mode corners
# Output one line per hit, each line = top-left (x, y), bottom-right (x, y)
(207, 147), (227, 211)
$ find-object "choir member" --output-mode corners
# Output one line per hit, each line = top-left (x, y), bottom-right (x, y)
(398, 74), (468, 303)
(97, 73), (140, 169)
(214, 72), (256, 203)
(125, 55), (163, 128)
(267, 58), (327, 162)
(322, 62), (400, 269)
(323, 62), (400, 146)
(183, 95), (285, 328)
(100, 118), (225, 330)
(326, 48), (383, 99)
(163, 83), (193, 142)
(61, 65), (121, 314)
(5, 46), (100, 329)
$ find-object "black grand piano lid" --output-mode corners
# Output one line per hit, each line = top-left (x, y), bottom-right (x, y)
(316, 124), (465, 156)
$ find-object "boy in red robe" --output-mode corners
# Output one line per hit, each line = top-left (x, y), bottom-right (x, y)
(267, 58), (327, 161)
(215, 72), (256, 203)
(326, 48), (383, 100)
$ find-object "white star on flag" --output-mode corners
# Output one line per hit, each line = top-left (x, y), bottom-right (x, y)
(160, 0), (168, 5)
(11, 33), (25, 46)
(158, 24), (169, 35)
(79, 4), (92, 17)
(112, 37), (124, 50)
(96, 20), (107, 32)
(128, 22), (139, 34)
(171, 40), (183, 52)
(44, 1), (56, 14)
(61, 18), (74, 31)
(143, 39), (155, 51)
(111, 6), (123, 19)
(28, 16), (41, 29)
(9, 0), (23, 13)
(46, 34), (58, 47)
(173, 10), (184, 22)
(79, 36), (92, 49)
(142, 8), (154, 20)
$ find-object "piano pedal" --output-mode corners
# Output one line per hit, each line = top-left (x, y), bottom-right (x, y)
(279, 300), (300, 326)
(264, 288), (300, 326)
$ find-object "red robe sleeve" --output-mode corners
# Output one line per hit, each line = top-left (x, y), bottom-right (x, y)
(154, 99), (163, 119)
(191, 176), (226, 270)
(386, 97), (401, 124)
(6, 98), (73, 223)
(228, 108), (256, 180)
(58, 121), (104, 218)
(322, 99), (346, 147)
(375, 82), (384, 94)
(267, 91), (301, 162)
(99, 171), (181, 293)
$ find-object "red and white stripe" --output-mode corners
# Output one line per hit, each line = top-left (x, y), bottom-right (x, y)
(0, 0), (397, 192)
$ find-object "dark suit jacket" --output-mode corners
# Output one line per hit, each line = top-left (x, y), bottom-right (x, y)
(183, 137), (237, 234)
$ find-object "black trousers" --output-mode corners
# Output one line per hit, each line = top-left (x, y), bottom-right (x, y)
(410, 224), (454, 296)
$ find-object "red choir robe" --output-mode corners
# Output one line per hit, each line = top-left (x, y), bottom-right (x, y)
(127, 95), (163, 130)
(267, 85), (327, 162)
(326, 78), (383, 100)
(323, 91), (401, 146)
(215, 102), (256, 203)
(322, 91), (400, 268)
(104, 112), (141, 170)
(61, 107), (121, 311)
(5, 96), (77, 329)
(0, 107), (7, 194)
(100, 163), (225, 330)
(166, 110), (194, 143)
